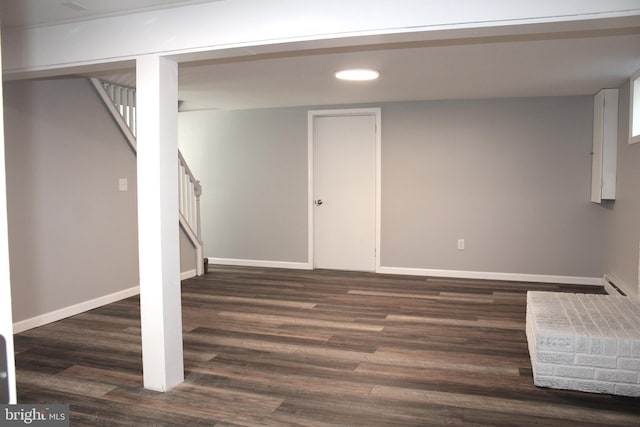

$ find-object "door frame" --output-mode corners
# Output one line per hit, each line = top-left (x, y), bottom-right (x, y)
(307, 108), (382, 271)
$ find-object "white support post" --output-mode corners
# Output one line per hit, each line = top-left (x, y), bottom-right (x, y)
(136, 55), (184, 392)
(0, 30), (17, 404)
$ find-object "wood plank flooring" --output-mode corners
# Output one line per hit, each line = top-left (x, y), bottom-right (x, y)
(13, 266), (640, 426)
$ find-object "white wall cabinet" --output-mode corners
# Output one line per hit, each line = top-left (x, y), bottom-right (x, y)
(591, 88), (618, 203)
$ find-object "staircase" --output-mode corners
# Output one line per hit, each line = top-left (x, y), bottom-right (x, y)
(91, 78), (205, 276)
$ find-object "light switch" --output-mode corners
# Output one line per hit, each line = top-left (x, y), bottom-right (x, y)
(119, 178), (128, 191)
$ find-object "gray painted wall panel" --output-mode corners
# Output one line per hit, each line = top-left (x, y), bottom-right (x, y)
(180, 226), (197, 273)
(4, 78), (139, 322)
(179, 109), (308, 262)
(4, 78), (205, 323)
(603, 81), (640, 296)
(381, 97), (605, 276)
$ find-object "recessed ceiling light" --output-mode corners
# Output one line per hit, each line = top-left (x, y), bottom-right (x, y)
(335, 69), (379, 81)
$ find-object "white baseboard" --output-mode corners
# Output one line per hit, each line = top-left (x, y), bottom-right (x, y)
(377, 266), (602, 286)
(209, 257), (312, 270)
(207, 260), (600, 286)
(13, 285), (140, 334)
(181, 269), (197, 280)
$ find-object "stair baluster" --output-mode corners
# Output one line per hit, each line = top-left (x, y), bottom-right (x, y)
(91, 78), (204, 276)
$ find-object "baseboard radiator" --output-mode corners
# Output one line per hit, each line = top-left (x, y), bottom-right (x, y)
(604, 275), (627, 296)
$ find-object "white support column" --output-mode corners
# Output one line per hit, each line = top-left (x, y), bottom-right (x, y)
(0, 29), (17, 404)
(136, 55), (184, 391)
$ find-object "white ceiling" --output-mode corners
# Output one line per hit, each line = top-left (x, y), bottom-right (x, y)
(0, 0), (221, 29)
(2, 1), (640, 111)
(173, 30), (640, 111)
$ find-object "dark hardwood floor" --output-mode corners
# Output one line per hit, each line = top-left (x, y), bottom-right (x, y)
(14, 266), (640, 426)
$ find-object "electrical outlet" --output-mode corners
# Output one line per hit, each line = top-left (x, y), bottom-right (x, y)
(457, 239), (465, 250)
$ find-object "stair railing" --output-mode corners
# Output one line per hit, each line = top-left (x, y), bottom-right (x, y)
(91, 78), (204, 276)
(178, 150), (203, 244)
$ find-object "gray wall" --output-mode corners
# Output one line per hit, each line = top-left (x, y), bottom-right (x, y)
(179, 96), (606, 279)
(179, 109), (309, 262)
(381, 97), (605, 277)
(603, 81), (640, 297)
(4, 78), (139, 322)
(180, 226), (197, 273)
(4, 77), (201, 323)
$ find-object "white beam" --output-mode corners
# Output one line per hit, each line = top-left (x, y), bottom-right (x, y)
(0, 29), (17, 404)
(3, 0), (640, 76)
(136, 55), (184, 392)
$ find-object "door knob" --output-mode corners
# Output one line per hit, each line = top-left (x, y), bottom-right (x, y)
(314, 199), (323, 206)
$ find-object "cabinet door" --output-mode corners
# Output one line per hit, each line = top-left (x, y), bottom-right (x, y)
(591, 89), (618, 203)
(591, 90), (604, 203)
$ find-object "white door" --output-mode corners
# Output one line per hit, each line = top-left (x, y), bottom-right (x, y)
(313, 113), (376, 271)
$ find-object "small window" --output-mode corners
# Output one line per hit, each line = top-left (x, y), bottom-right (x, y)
(630, 69), (640, 144)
